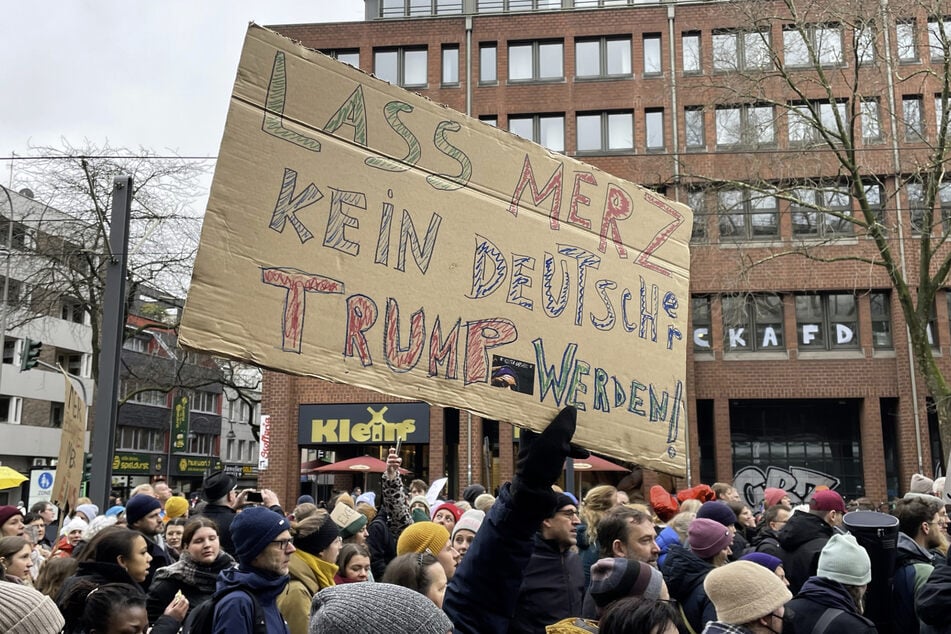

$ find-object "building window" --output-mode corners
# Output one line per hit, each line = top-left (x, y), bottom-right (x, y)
(645, 108), (665, 150)
(50, 402), (64, 428)
(575, 36), (632, 79)
(2, 338), (14, 364)
(903, 95), (925, 141)
(442, 45), (459, 85)
(643, 34), (662, 75)
(928, 301), (940, 348)
(712, 30), (771, 72)
(897, 21), (918, 62)
(862, 180), (885, 226)
(0, 396), (21, 424)
(480, 43), (497, 83)
(856, 24), (876, 64)
(788, 101), (846, 144)
(374, 47), (428, 88)
(715, 105), (774, 147)
(795, 293), (859, 350)
(192, 391), (221, 414)
(936, 94), (949, 132)
(509, 114), (564, 152)
(324, 49), (359, 67)
(783, 24), (843, 67)
(688, 189), (707, 242)
(55, 352), (84, 377)
(123, 333), (149, 353)
(718, 188), (779, 239)
(929, 18), (951, 60)
(188, 433), (215, 456)
(791, 185), (853, 237)
(0, 219), (30, 250)
(576, 111), (633, 152)
(685, 107), (705, 149)
(508, 40), (564, 82)
(117, 426), (163, 452)
(682, 32), (701, 74)
(722, 294), (785, 352)
(692, 295), (712, 351)
(60, 298), (85, 324)
(861, 99), (882, 142)
(871, 292), (893, 349)
(480, 115), (498, 127)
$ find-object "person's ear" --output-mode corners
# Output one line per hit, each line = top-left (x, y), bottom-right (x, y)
(612, 539), (627, 557)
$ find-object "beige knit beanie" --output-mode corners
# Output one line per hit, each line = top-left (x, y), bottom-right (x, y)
(0, 582), (66, 634)
(704, 560), (792, 624)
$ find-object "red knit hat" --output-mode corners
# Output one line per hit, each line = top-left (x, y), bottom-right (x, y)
(431, 502), (463, 522)
(763, 488), (787, 508)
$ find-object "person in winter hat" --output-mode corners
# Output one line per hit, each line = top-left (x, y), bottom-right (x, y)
(662, 517), (733, 633)
(910, 473), (935, 495)
(397, 520), (459, 580)
(309, 580), (453, 633)
(701, 560), (791, 633)
(212, 506), (294, 633)
(0, 576), (65, 633)
(450, 509), (484, 561)
(443, 406), (589, 633)
(462, 484), (486, 507)
(580, 557), (667, 618)
(763, 488), (791, 509)
(74, 504), (98, 523)
(785, 533), (876, 633)
(777, 489), (845, 594)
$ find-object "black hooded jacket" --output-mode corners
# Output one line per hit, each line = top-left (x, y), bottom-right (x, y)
(784, 576), (876, 634)
(778, 511), (834, 594)
(661, 543), (717, 633)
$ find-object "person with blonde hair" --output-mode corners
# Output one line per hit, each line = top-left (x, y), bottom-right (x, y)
(577, 485), (619, 588)
(656, 510), (696, 567)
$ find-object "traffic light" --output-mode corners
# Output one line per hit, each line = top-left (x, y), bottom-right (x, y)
(19, 338), (42, 371)
(83, 453), (93, 483)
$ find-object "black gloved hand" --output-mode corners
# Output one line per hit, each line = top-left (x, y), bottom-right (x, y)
(515, 406), (589, 491)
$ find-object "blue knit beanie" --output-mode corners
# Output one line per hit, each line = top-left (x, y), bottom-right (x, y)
(697, 500), (737, 527)
(232, 506), (290, 566)
(125, 494), (161, 526)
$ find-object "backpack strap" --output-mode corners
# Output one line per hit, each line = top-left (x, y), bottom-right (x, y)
(811, 608), (844, 634)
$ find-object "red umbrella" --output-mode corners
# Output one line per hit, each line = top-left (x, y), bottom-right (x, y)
(572, 455), (630, 472)
(310, 455), (411, 475)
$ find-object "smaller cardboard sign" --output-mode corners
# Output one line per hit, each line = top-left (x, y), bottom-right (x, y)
(52, 375), (86, 511)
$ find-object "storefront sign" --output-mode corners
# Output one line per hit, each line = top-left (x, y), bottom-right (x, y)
(223, 463), (259, 478)
(179, 25), (692, 475)
(299, 403), (430, 445)
(170, 394), (190, 454)
(259, 414), (271, 471)
(172, 456), (222, 476)
(112, 453), (161, 475)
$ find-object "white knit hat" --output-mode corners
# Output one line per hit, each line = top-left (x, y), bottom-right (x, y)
(818, 533), (871, 586)
(451, 509), (485, 541)
(60, 516), (88, 536)
(704, 560), (792, 625)
(0, 582), (65, 634)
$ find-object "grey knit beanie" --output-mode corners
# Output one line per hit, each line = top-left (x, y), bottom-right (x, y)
(0, 581), (66, 634)
(818, 533), (871, 585)
(310, 582), (454, 633)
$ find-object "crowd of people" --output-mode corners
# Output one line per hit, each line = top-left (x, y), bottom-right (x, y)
(1, 406), (949, 633)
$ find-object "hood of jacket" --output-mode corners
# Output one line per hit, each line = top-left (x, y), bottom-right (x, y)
(656, 525), (682, 553)
(661, 543), (713, 599)
(778, 511), (832, 551)
(795, 576), (860, 612)
(216, 564), (289, 603)
(750, 525), (780, 548)
(895, 531), (936, 567)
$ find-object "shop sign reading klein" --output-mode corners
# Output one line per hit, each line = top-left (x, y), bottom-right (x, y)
(299, 403), (430, 445)
(179, 25), (692, 475)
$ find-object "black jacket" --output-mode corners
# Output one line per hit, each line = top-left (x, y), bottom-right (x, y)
(778, 511), (834, 594)
(508, 533), (585, 634)
(892, 532), (938, 634)
(750, 525), (783, 559)
(785, 576), (876, 634)
(366, 509), (396, 580)
(916, 549), (951, 634)
(197, 504), (237, 556)
(661, 543), (717, 633)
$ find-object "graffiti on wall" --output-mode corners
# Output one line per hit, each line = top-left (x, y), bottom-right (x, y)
(733, 465), (840, 508)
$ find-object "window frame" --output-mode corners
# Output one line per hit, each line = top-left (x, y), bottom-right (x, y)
(790, 184), (854, 238)
(643, 34), (663, 76)
(373, 46), (429, 88)
(441, 44), (460, 86)
(715, 104), (775, 147)
(508, 40), (565, 83)
(871, 291), (893, 349)
(509, 113), (566, 152)
(795, 293), (860, 351)
(575, 110), (634, 154)
(897, 20), (919, 62)
(682, 31), (702, 74)
(721, 293), (786, 352)
(480, 42), (498, 84)
(645, 108), (665, 150)
(574, 36), (633, 80)
(692, 295), (712, 351)
(717, 188), (780, 240)
(712, 29), (772, 72)
(783, 23), (844, 68)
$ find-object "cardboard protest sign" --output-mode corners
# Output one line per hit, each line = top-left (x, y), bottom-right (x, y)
(52, 371), (85, 511)
(180, 25), (692, 475)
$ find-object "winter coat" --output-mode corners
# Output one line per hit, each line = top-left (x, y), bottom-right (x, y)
(656, 524), (682, 568)
(508, 532), (585, 634)
(197, 504), (237, 557)
(146, 550), (236, 625)
(784, 576), (876, 634)
(366, 508), (397, 580)
(277, 550), (337, 634)
(750, 525), (783, 559)
(141, 534), (174, 591)
(445, 482), (569, 634)
(778, 511), (835, 594)
(57, 560), (144, 603)
(662, 543), (717, 633)
(213, 565), (290, 634)
(916, 549), (951, 634)
(892, 532), (938, 634)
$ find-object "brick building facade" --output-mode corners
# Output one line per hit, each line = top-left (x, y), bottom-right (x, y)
(258, 0), (951, 508)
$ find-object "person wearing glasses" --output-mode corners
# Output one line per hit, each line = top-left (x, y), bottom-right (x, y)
(892, 495), (945, 634)
(211, 506), (294, 634)
(508, 493), (585, 633)
(277, 509), (342, 634)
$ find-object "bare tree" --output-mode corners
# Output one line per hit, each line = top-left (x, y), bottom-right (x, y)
(680, 0), (951, 452)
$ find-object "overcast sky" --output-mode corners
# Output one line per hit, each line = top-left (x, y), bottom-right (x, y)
(0, 1), (365, 163)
